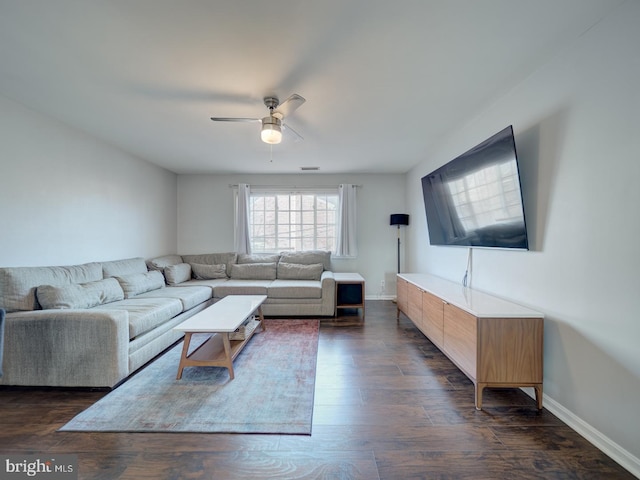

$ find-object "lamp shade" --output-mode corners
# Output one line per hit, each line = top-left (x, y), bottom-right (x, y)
(261, 116), (282, 144)
(390, 214), (409, 226)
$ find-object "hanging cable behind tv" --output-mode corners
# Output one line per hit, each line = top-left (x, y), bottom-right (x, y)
(462, 248), (473, 287)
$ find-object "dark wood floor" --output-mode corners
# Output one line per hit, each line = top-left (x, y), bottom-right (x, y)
(0, 300), (634, 479)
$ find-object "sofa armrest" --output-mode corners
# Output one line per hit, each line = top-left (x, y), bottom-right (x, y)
(320, 271), (336, 316)
(0, 309), (130, 388)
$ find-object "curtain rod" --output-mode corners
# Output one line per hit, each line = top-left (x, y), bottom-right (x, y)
(228, 184), (362, 189)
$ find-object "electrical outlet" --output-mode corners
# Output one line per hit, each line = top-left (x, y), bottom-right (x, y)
(380, 280), (385, 292)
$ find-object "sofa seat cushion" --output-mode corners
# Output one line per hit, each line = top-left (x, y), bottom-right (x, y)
(213, 280), (272, 297)
(268, 280), (322, 299)
(136, 286), (212, 311)
(102, 257), (148, 278)
(94, 297), (182, 339)
(0, 262), (103, 312)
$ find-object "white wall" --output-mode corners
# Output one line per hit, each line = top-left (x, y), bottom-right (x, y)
(405, 1), (640, 473)
(177, 173), (406, 298)
(0, 95), (177, 267)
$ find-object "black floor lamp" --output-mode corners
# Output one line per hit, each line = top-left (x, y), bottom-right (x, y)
(390, 214), (409, 273)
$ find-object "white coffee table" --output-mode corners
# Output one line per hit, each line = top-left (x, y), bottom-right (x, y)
(173, 295), (267, 380)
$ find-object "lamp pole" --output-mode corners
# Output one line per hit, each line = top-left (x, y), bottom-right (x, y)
(390, 214), (409, 274)
(397, 224), (401, 273)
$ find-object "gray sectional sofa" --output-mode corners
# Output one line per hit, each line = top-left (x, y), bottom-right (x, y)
(0, 251), (335, 388)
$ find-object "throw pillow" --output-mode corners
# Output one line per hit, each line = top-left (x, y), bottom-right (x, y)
(190, 263), (227, 280)
(277, 262), (323, 281)
(146, 254), (183, 271)
(230, 262), (277, 280)
(164, 263), (192, 285)
(95, 278), (126, 304)
(182, 253), (237, 276)
(115, 270), (165, 298)
(36, 278), (125, 309)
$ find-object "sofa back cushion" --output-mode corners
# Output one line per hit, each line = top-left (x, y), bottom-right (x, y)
(115, 270), (166, 298)
(182, 253), (237, 277)
(279, 250), (331, 270)
(237, 253), (280, 264)
(37, 278), (125, 309)
(230, 262), (277, 280)
(102, 257), (148, 278)
(0, 262), (102, 312)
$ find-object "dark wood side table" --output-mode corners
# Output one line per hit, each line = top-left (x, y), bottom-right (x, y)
(334, 273), (365, 320)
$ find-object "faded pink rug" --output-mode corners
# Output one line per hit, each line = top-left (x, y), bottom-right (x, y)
(60, 319), (319, 434)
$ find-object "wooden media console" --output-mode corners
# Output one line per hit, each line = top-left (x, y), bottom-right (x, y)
(397, 273), (544, 410)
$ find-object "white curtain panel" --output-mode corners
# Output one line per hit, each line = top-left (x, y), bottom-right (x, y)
(335, 184), (357, 257)
(234, 183), (251, 254)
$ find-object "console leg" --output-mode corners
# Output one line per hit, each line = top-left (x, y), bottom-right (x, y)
(534, 385), (543, 410)
(475, 383), (485, 410)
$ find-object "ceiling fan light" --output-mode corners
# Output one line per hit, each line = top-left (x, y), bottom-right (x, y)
(261, 117), (282, 144)
(261, 126), (282, 144)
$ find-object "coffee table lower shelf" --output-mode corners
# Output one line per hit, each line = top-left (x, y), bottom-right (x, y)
(176, 318), (264, 380)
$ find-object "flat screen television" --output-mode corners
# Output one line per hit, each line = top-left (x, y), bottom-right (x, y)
(421, 125), (529, 250)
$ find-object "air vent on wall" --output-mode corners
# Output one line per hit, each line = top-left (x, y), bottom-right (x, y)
(300, 167), (319, 171)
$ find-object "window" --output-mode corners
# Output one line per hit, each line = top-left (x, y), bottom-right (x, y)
(249, 190), (339, 253)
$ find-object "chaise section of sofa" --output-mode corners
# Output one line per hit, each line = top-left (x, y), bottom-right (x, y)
(148, 250), (336, 317)
(1, 308), (130, 387)
(0, 257), (213, 388)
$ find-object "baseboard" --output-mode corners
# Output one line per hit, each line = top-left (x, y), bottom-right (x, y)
(364, 295), (396, 301)
(521, 388), (640, 478)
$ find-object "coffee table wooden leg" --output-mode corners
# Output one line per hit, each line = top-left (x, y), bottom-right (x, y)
(221, 333), (235, 380)
(176, 332), (193, 380)
(257, 306), (266, 331)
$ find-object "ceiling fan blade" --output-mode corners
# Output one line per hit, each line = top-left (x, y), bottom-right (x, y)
(273, 94), (306, 119)
(210, 117), (260, 123)
(283, 122), (304, 142)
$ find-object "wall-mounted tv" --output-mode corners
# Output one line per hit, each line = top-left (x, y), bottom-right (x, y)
(421, 125), (529, 250)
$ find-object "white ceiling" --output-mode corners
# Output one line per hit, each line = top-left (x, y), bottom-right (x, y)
(0, 0), (622, 175)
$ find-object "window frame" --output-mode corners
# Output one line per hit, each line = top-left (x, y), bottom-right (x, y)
(247, 187), (339, 254)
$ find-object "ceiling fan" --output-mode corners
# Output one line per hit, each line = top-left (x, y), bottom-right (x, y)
(210, 94), (306, 145)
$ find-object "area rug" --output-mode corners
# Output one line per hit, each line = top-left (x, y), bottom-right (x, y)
(59, 319), (319, 434)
